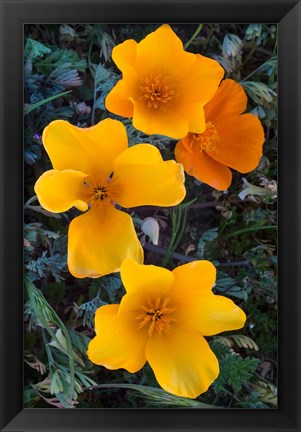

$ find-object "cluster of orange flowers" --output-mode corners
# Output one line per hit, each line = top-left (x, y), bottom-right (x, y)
(34, 24), (264, 399)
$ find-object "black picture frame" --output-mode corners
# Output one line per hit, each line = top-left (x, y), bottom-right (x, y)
(1, 0), (300, 431)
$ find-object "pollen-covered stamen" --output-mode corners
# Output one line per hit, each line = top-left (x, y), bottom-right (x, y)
(136, 297), (177, 336)
(84, 174), (115, 206)
(192, 121), (220, 152)
(140, 73), (176, 109)
(94, 186), (108, 201)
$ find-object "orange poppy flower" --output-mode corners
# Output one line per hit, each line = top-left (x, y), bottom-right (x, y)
(175, 79), (265, 190)
(34, 119), (186, 278)
(88, 259), (246, 398)
(105, 24), (224, 139)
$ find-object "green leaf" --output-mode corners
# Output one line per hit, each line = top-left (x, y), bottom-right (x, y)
(94, 63), (112, 93)
(25, 279), (76, 403)
(24, 90), (72, 114)
(215, 274), (248, 300)
(25, 38), (51, 60)
(50, 370), (64, 394)
(77, 291), (106, 329)
(91, 63), (117, 120)
(69, 329), (91, 354)
(223, 224), (276, 239)
(240, 81), (277, 105)
(87, 384), (220, 408)
(210, 342), (260, 397)
(178, 197), (198, 210)
(74, 371), (97, 389)
(48, 329), (85, 366)
(24, 387), (40, 406)
(222, 34), (243, 58)
(26, 251), (67, 283)
(36, 49), (87, 74)
(196, 227), (218, 259)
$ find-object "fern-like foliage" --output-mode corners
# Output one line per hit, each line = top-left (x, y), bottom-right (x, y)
(77, 276), (123, 329)
(24, 38), (52, 61)
(24, 280), (97, 408)
(215, 334), (259, 351)
(36, 49), (87, 74)
(26, 251), (67, 283)
(210, 341), (260, 397)
(92, 63), (118, 116)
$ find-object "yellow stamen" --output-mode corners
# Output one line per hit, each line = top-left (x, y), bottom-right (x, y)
(83, 177), (113, 206)
(192, 121), (220, 152)
(140, 73), (176, 110)
(137, 297), (177, 336)
(94, 186), (108, 201)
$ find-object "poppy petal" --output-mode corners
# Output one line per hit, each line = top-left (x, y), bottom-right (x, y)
(204, 79), (248, 123)
(146, 324), (219, 398)
(34, 169), (89, 213)
(119, 259), (174, 314)
(87, 304), (148, 373)
(181, 103), (207, 134)
(68, 204), (143, 278)
(177, 54), (224, 111)
(105, 79), (134, 118)
(181, 294), (247, 336)
(171, 260), (217, 300)
(112, 39), (138, 73)
(42, 118), (128, 178)
(209, 113), (265, 173)
(172, 55), (224, 134)
(175, 138), (232, 190)
(131, 99), (189, 139)
(111, 144), (186, 207)
(171, 261), (246, 336)
(136, 24), (196, 80)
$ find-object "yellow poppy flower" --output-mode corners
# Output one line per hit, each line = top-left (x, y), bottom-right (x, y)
(88, 259), (246, 398)
(34, 119), (186, 278)
(175, 79), (265, 190)
(105, 24), (224, 139)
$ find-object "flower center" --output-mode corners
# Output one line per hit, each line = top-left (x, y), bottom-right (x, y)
(94, 186), (108, 201)
(83, 178), (113, 206)
(140, 73), (176, 109)
(192, 121), (220, 152)
(136, 297), (177, 336)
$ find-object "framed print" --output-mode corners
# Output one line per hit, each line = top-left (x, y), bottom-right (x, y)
(1, 0), (300, 431)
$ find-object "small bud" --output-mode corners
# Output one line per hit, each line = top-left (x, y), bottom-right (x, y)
(76, 102), (87, 115)
(141, 217), (160, 245)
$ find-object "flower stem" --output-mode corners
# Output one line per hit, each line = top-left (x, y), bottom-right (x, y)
(184, 24), (203, 50)
(162, 206), (188, 267)
(144, 243), (250, 267)
(223, 224), (276, 238)
(24, 195), (38, 209)
(241, 56), (277, 82)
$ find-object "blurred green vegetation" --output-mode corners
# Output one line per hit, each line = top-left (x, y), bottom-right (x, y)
(24, 23), (277, 408)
